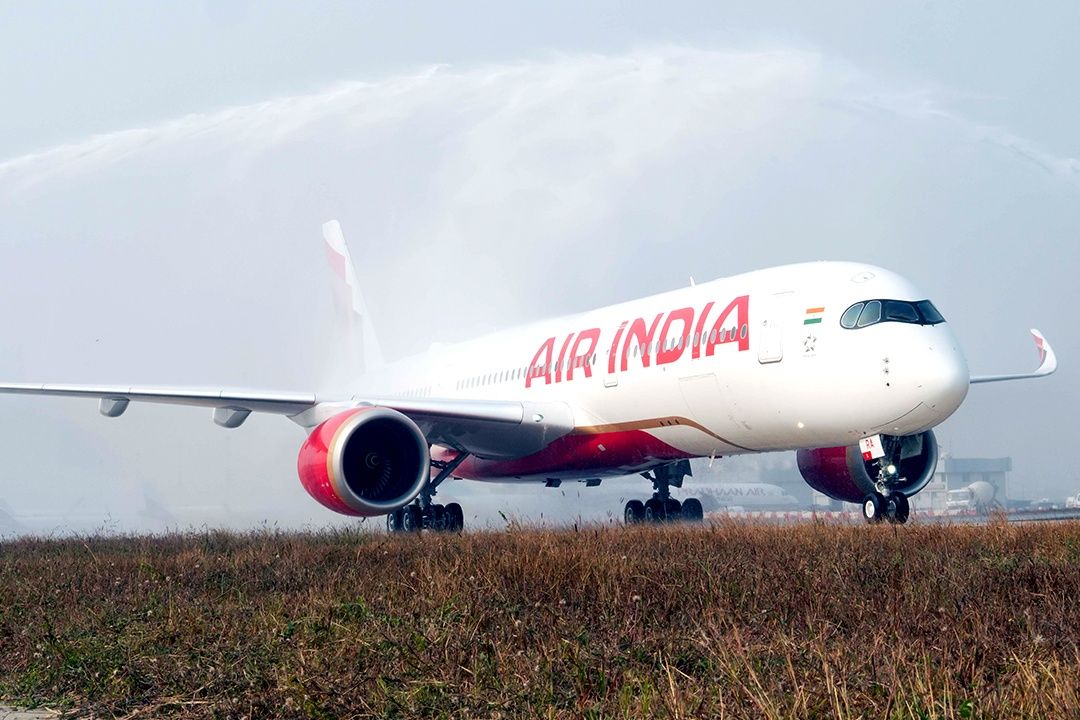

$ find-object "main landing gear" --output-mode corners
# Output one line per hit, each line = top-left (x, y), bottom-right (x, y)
(387, 451), (470, 533)
(623, 460), (705, 525)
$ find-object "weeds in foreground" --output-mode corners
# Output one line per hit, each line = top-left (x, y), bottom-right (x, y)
(0, 522), (1077, 718)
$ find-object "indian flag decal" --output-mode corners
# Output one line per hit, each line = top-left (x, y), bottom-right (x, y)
(804, 307), (824, 325)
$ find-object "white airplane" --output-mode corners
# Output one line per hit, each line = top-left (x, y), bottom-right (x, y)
(698, 483), (802, 511)
(0, 222), (1058, 531)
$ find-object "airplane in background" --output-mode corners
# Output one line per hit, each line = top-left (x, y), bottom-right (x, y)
(697, 482), (801, 512)
(0, 222), (1058, 531)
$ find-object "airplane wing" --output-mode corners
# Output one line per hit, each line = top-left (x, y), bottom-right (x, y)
(0, 383), (574, 459)
(970, 329), (1058, 384)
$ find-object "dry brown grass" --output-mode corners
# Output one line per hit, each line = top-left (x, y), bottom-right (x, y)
(0, 520), (1077, 718)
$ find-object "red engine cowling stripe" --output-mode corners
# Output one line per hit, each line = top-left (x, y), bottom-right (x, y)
(297, 408), (366, 516)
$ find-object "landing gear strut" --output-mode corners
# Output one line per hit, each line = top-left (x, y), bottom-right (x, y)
(623, 460), (704, 525)
(860, 438), (912, 525)
(387, 451), (469, 533)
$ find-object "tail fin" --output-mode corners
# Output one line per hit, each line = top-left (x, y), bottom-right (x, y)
(322, 220), (385, 376)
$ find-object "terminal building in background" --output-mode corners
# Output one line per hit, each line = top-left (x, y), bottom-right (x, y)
(912, 457), (1012, 513)
(700, 454), (1018, 514)
(805, 456), (1013, 514)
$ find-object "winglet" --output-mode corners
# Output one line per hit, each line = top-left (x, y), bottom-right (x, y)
(970, 328), (1057, 384)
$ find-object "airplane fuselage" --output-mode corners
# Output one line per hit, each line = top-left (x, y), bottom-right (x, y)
(359, 262), (970, 482)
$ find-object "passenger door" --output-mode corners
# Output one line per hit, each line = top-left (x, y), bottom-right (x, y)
(756, 291), (793, 364)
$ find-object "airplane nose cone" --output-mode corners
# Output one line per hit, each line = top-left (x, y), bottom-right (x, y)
(918, 338), (969, 419)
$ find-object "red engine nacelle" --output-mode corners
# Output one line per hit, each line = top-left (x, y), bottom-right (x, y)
(297, 407), (430, 517)
(796, 430), (938, 503)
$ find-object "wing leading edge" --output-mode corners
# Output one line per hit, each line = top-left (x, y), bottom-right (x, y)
(0, 383), (574, 459)
(970, 329), (1058, 384)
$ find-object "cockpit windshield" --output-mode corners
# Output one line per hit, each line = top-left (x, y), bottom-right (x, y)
(840, 299), (945, 329)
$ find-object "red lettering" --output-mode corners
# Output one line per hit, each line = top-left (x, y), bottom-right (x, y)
(607, 321), (627, 374)
(566, 328), (600, 381)
(621, 313), (663, 371)
(525, 337), (555, 388)
(704, 295), (750, 355)
(691, 301), (715, 359)
(554, 333), (574, 383)
(656, 307), (694, 365)
(526, 296), (748, 385)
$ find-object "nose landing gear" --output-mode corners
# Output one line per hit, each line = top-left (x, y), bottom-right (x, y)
(861, 491), (911, 524)
(860, 439), (913, 524)
(623, 460), (705, 525)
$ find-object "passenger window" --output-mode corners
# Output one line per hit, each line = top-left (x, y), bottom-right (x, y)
(840, 303), (864, 329)
(857, 300), (882, 327)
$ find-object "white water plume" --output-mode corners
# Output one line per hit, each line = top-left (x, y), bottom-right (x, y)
(0, 46), (1076, 531)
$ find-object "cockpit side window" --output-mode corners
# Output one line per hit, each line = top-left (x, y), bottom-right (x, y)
(841, 299), (946, 329)
(916, 300), (945, 324)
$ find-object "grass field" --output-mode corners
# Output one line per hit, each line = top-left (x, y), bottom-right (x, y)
(0, 520), (1077, 719)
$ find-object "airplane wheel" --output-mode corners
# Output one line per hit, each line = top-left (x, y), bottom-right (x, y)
(386, 509), (404, 533)
(401, 505), (423, 532)
(644, 497), (664, 523)
(893, 494), (910, 524)
(624, 499), (645, 525)
(862, 493), (885, 524)
(432, 504), (447, 531)
(884, 495), (899, 523)
(682, 498), (704, 523)
(664, 498), (682, 521)
(445, 503), (464, 532)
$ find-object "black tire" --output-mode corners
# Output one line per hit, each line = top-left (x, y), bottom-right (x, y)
(682, 498), (704, 522)
(862, 493), (884, 524)
(445, 502), (464, 532)
(386, 509), (404, 533)
(644, 497), (664, 523)
(402, 505), (423, 532)
(624, 499), (645, 525)
(664, 498), (682, 521)
(884, 495), (899, 523)
(431, 504), (447, 531)
(893, 494), (910, 524)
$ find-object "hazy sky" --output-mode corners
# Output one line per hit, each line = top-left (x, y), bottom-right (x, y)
(0, 1), (1077, 533)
